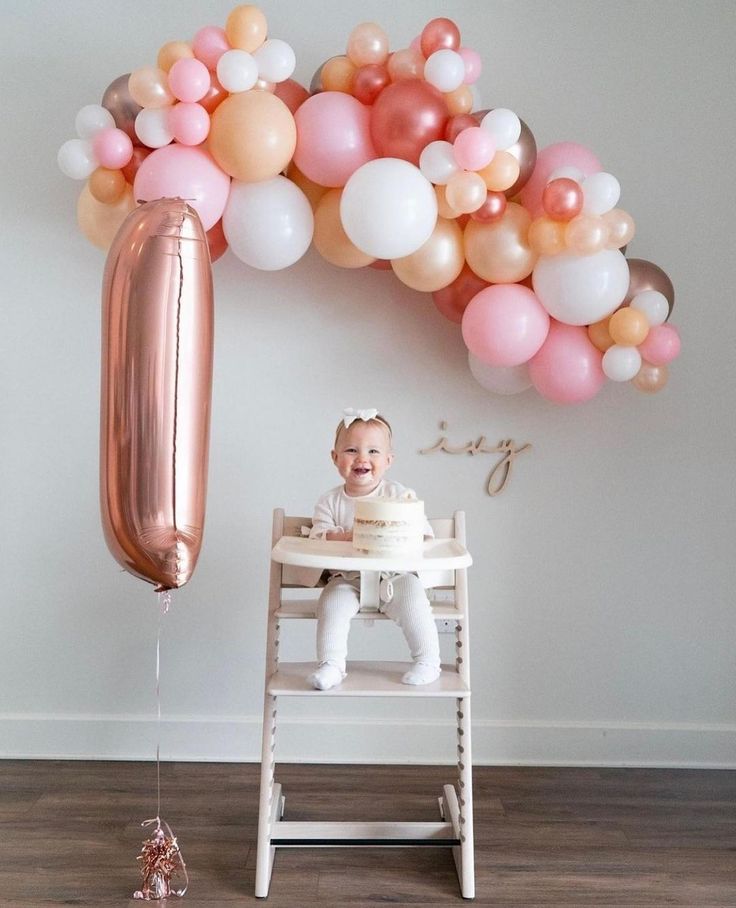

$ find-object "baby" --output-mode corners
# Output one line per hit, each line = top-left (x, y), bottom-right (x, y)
(307, 408), (441, 690)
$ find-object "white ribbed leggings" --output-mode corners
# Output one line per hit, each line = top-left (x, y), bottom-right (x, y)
(316, 573), (440, 673)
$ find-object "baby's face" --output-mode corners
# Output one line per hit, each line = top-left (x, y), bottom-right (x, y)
(332, 422), (393, 496)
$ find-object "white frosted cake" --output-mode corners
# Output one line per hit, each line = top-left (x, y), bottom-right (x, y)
(352, 495), (425, 555)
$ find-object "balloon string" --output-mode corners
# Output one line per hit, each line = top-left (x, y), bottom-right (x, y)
(156, 590), (171, 822)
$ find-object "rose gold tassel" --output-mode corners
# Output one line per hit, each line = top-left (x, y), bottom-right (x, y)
(133, 818), (188, 900)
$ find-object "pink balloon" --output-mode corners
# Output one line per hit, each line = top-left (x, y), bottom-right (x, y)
(637, 323), (681, 365)
(528, 321), (605, 404)
(192, 26), (230, 70)
(169, 102), (211, 146)
(453, 127), (495, 171)
(461, 284), (550, 366)
(92, 127), (133, 169)
(168, 58), (211, 103)
(459, 47), (481, 84)
(520, 142), (602, 218)
(370, 79), (448, 166)
(294, 92), (376, 188)
(134, 145), (231, 231)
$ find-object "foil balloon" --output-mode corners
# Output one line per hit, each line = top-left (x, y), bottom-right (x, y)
(624, 258), (675, 320)
(100, 199), (214, 590)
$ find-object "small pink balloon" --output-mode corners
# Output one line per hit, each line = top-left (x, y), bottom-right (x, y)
(432, 263), (488, 323)
(273, 78), (310, 115)
(459, 47), (481, 84)
(134, 144), (230, 231)
(192, 26), (230, 70)
(168, 58), (211, 103)
(92, 127), (133, 169)
(520, 142), (602, 218)
(420, 18), (461, 57)
(471, 190), (506, 223)
(168, 102), (210, 146)
(453, 126), (495, 171)
(294, 91), (376, 187)
(542, 177), (583, 221)
(353, 64), (390, 106)
(637, 323), (681, 365)
(462, 284), (550, 366)
(528, 321), (605, 404)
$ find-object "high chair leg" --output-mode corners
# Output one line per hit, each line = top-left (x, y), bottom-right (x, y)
(255, 692), (278, 898)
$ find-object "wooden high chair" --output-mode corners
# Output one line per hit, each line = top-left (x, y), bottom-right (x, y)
(255, 508), (474, 899)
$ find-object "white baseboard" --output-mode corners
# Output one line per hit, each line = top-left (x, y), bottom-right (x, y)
(1, 714), (735, 768)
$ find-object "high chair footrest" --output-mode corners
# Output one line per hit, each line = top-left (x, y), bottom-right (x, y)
(270, 820), (459, 846)
(268, 661), (470, 697)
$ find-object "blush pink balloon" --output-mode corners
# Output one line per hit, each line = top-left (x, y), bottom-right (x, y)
(520, 142), (602, 218)
(637, 323), (681, 365)
(92, 127), (133, 169)
(433, 263), (488, 323)
(370, 79), (449, 165)
(169, 102), (211, 145)
(192, 26), (230, 70)
(134, 145), (231, 231)
(274, 78), (310, 114)
(528, 321), (605, 404)
(462, 284), (550, 366)
(453, 127), (495, 171)
(459, 47), (481, 83)
(294, 92), (377, 187)
(168, 58), (211, 103)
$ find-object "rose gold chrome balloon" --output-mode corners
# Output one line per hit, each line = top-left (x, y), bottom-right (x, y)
(624, 258), (675, 320)
(100, 199), (214, 590)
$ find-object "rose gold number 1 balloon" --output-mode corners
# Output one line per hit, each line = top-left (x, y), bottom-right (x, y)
(100, 199), (214, 590)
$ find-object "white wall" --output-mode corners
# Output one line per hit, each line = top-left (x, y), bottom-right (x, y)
(1, 0), (734, 767)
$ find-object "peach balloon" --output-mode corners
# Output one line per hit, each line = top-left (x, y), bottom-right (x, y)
(391, 217), (464, 292)
(286, 163), (329, 209)
(528, 217), (566, 256)
(347, 22), (389, 66)
(225, 4), (268, 53)
(477, 151), (520, 192)
(608, 307), (650, 346)
(603, 208), (636, 248)
(435, 185), (459, 219)
(77, 183), (135, 250)
(128, 66), (174, 109)
(587, 318), (615, 352)
(313, 189), (375, 268)
(565, 214), (609, 255)
(157, 41), (194, 73)
(464, 202), (537, 283)
(210, 91), (296, 182)
(387, 47), (425, 82)
(321, 55), (357, 93)
(89, 167), (127, 204)
(444, 85), (473, 116)
(445, 171), (486, 214)
(632, 361), (668, 393)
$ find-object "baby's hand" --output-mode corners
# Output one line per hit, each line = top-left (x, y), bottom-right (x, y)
(326, 530), (353, 542)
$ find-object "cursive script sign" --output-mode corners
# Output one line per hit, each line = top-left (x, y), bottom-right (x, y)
(420, 422), (531, 496)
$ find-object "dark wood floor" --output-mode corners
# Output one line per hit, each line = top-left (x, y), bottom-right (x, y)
(1, 761), (735, 906)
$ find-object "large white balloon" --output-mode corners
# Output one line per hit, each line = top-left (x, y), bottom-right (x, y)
(468, 352), (532, 395)
(223, 176), (314, 271)
(533, 249), (630, 326)
(340, 158), (438, 259)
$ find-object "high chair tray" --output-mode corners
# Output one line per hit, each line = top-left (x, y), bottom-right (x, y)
(271, 537), (472, 572)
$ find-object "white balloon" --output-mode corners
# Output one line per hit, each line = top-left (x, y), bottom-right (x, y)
(223, 176), (314, 271)
(254, 39), (296, 83)
(75, 104), (115, 139)
(468, 352), (532, 395)
(547, 165), (584, 184)
(533, 250), (630, 326)
(57, 138), (97, 179)
(419, 140), (459, 185)
(582, 171), (620, 215)
(480, 108), (521, 151)
(217, 49), (258, 93)
(630, 290), (668, 326)
(424, 49), (465, 92)
(340, 158), (438, 259)
(134, 108), (173, 148)
(602, 344), (642, 382)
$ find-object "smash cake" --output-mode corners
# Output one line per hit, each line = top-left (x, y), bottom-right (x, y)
(352, 493), (425, 556)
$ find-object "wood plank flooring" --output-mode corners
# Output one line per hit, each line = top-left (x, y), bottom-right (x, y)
(1, 761), (735, 906)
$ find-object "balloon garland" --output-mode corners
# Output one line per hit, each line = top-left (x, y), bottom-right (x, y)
(59, 3), (680, 407)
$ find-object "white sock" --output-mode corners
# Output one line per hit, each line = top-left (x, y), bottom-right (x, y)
(308, 662), (345, 690)
(402, 662), (442, 685)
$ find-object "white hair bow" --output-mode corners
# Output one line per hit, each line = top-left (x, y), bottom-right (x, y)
(343, 407), (378, 428)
